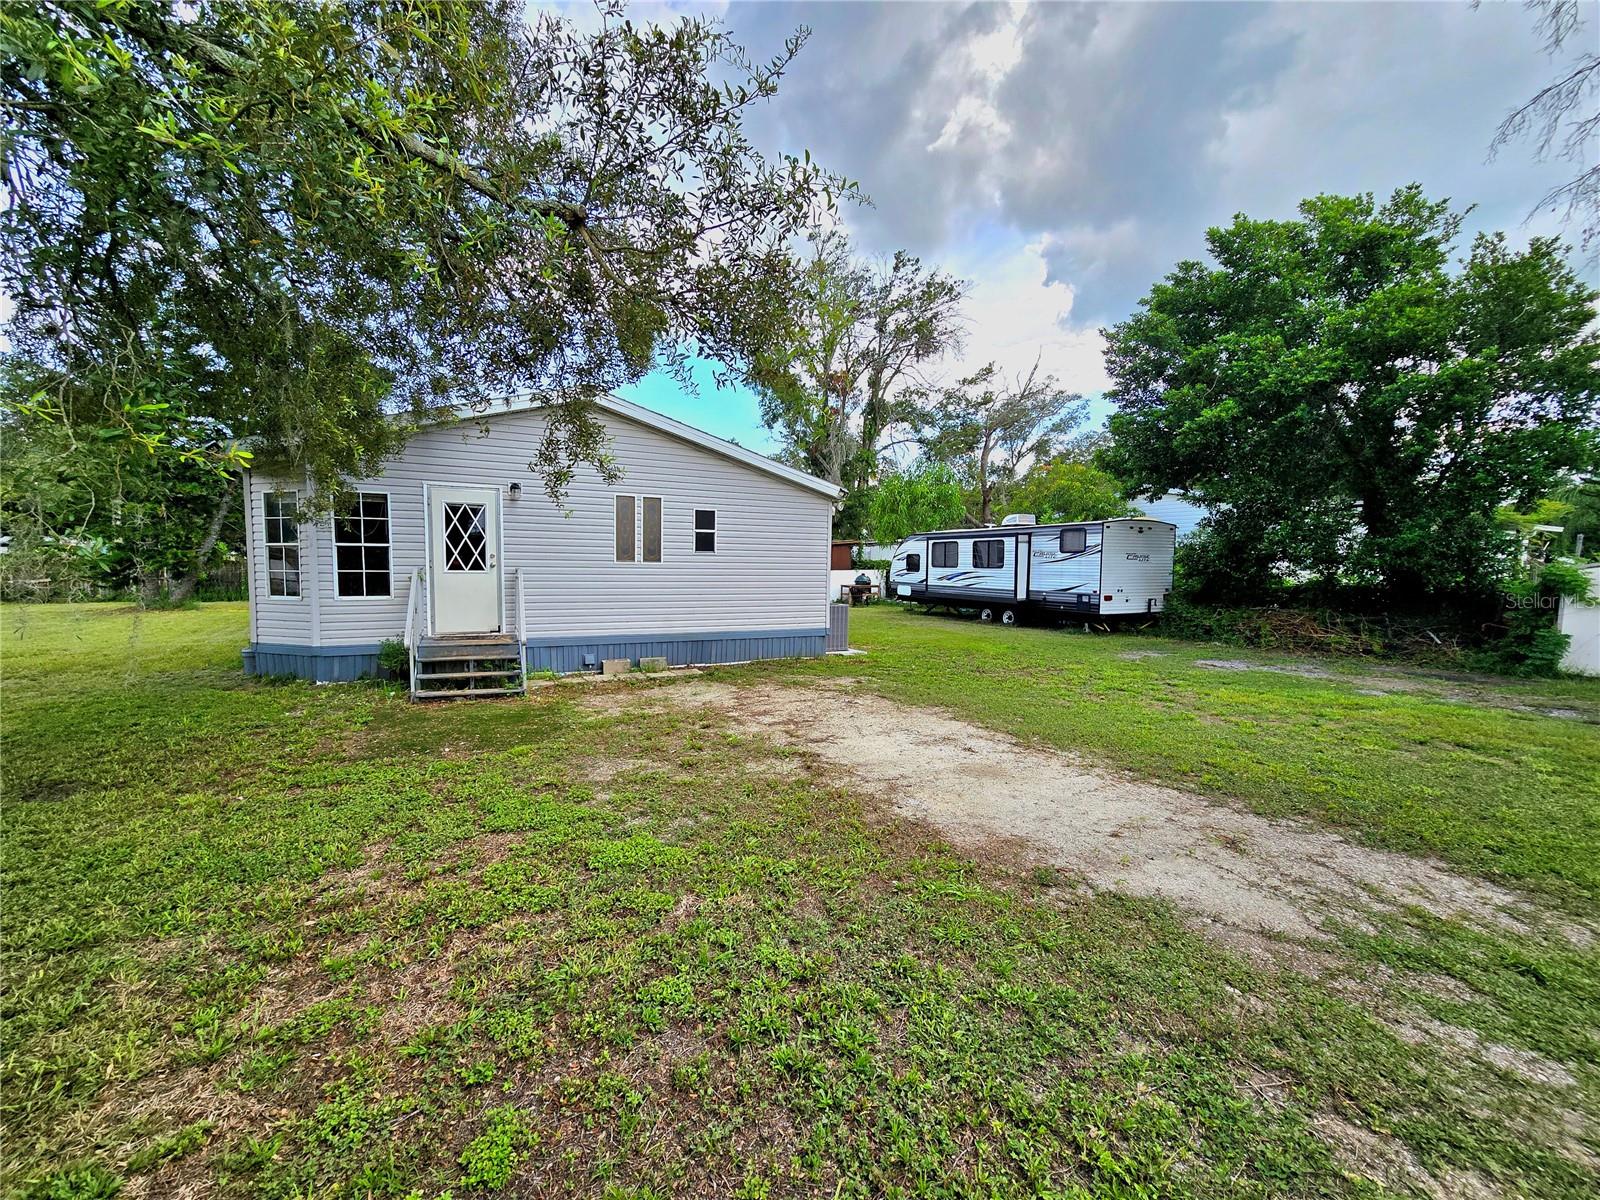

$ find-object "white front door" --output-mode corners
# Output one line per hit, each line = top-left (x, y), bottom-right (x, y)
(427, 485), (502, 634)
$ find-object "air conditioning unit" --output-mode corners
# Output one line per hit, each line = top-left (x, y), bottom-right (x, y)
(999, 513), (1037, 526)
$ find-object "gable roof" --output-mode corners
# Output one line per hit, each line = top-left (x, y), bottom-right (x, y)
(462, 392), (843, 501)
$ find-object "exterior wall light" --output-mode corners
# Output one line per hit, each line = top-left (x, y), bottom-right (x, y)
(508, 481), (522, 501)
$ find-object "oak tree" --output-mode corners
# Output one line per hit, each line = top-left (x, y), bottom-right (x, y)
(915, 360), (1088, 526)
(1102, 187), (1600, 608)
(1, 0), (846, 589)
(745, 232), (965, 536)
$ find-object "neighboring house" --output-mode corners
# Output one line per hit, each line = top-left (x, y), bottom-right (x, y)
(1131, 492), (1209, 541)
(1558, 561), (1600, 677)
(241, 394), (841, 686)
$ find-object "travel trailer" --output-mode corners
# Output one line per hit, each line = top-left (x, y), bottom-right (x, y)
(887, 515), (1176, 623)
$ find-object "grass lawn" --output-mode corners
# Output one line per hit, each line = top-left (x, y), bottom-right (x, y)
(2, 601), (1597, 1199)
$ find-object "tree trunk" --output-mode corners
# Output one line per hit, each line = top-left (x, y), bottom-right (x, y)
(168, 483), (235, 603)
(977, 432), (995, 525)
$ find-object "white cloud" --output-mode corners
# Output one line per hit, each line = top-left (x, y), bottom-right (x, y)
(945, 238), (1112, 400)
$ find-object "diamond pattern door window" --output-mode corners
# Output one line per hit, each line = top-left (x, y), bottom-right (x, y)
(443, 502), (489, 571)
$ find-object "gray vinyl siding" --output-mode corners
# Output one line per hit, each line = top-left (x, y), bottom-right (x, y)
(523, 630), (826, 675)
(246, 471), (314, 648)
(250, 406), (832, 651)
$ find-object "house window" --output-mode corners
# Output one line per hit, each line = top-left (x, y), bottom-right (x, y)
(1060, 528), (1087, 554)
(931, 540), (958, 568)
(615, 495), (635, 562)
(643, 496), (662, 562)
(904, 553), (921, 573)
(333, 492), (391, 597)
(973, 539), (1005, 569)
(694, 508), (716, 553)
(263, 491), (301, 598)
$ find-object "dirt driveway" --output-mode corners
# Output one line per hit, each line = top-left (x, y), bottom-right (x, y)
(641, 678), (1571, 960)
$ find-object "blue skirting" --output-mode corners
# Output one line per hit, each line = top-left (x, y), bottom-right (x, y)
(245, 643), (384, 682)
(243, 627), (827, 682)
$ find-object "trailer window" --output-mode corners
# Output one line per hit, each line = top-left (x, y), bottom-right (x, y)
(931, 540), (958, 568)
(973, 539), (1005, 569)
(263, 491), (301, 598)
(333, 492), (391, 597)
(904, 553), (921, 573)
(1059, 528), (1086, 554)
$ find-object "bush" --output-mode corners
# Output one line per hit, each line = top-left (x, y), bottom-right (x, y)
(1153, 561), (1594, 678)
(376, 639), (409, 676)
(1170, 527), (1283, 607)
(1469, 561), (1592, 677)
(1154, 600), (1464, 662)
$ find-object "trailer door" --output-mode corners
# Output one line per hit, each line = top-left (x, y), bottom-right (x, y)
(1014, 534), (1030, 601)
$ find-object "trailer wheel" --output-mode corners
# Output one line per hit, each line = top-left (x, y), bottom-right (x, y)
(978, 606), (996, 623)
(999, 607), (1019, 627)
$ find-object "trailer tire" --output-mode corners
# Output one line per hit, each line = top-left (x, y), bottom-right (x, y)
(978, 606), (996, 623)
(999, 607), (1018, 627)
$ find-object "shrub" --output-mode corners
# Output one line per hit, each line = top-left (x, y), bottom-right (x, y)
(1152, 600), (1465, 663)
(376, 639), (409, 676)
(1471, 561), (1593, 677)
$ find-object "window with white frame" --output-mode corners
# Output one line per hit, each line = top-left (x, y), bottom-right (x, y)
(263, 491), (301, 598)
(333, 492), (391, 597)
(694, 508), (716, 553)
(615, 495), (636, 562)
(616, 494), (665, 562)
(642, 496), (663, 562)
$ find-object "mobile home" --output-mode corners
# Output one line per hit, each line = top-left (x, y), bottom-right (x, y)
(888, 516), (1176, 623)
(241, 394), (841, 694)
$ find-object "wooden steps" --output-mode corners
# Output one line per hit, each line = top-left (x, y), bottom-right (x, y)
(411, 635), (525, 701)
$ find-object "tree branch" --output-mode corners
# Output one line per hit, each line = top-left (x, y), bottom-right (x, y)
(133, 13), (589, 228)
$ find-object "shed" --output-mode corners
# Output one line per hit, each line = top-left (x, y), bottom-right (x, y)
(241, 394), (841, 688)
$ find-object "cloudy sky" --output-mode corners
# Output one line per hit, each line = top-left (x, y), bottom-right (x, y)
(612, 0), (1594, 450)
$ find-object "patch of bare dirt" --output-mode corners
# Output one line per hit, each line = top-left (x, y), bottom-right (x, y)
(1197, 657), (1334, 679)
(1393, 1017), (1577, 1089)
(637, 681), (1550, 954)
(580, 755), (658, 782)
(1312, 1114), (1504, 1199)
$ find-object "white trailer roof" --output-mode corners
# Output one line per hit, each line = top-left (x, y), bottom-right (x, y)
(902, 517), (1177, 538)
